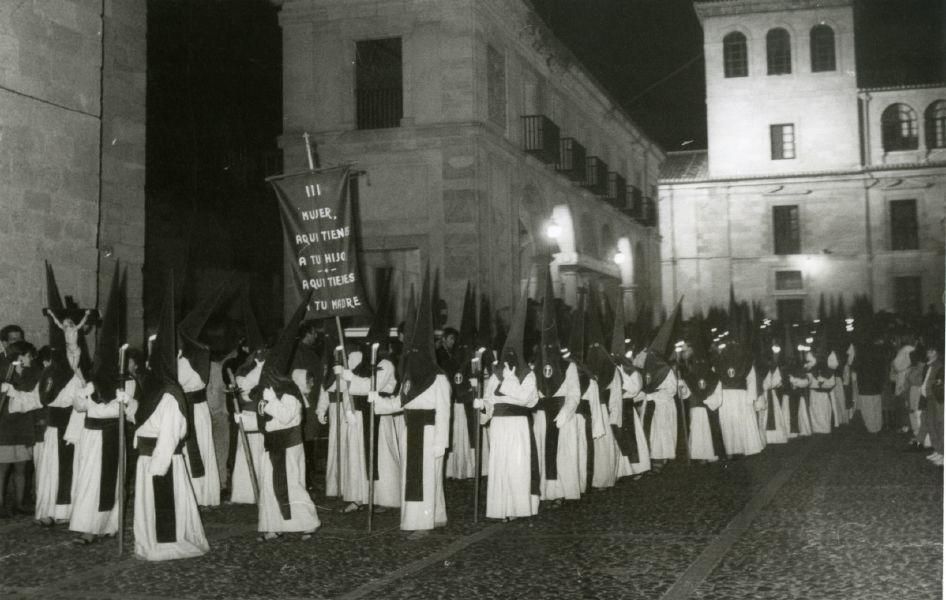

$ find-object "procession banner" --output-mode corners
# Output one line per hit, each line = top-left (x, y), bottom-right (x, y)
(268, 166), (369, 318)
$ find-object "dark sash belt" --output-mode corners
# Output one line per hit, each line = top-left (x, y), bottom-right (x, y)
(352, 395), (384, 481)
(48, 406), (74, 506)
(766, 390), (778, 431)
(404, 408), (436, 502)
(491, 403), (540, 495)
(264, 426), (303, 520)
(706, 405), (725, 457)
(843, 383), (853, 409)
(537, 396), (565, 480)
(576, 400), (594, 490)
(612, 397), (640, 463)
(184, 390), (206, 479)
(137, 436), (182, 544)
(85, 417), (120, 512)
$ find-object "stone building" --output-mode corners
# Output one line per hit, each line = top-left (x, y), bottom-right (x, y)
(274, 0), (663, 326)
(659, 0), (945, 320)
(0, 1), (146, 341)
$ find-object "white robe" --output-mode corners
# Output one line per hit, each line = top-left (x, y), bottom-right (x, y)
(641, 368), (679, 461)
(232, 363), (265, 504)
(346, 354), (402, 508)
(759, 369), (789, 444)
(534, 363), (582, 501)
(133, 393), (209, 561)
(591, 370), (620, 489)
(445, 389), (477, 480)
(615, 369), (651, 477)
(26, 376), (82, 521)
(714, 367), (764, 456)
(375, 375), (451, 531)
(178, 358), (220, 507)
(576, 378), (607, 493)
(484, 371), (540, 519)
(808, 374), (837, 434)
(69, 383), (137, 536)
(257, 392), (319, 533)
(315, 384), (350, 499)
(682, 380), (722, 461)
(781, 375), (813, 438)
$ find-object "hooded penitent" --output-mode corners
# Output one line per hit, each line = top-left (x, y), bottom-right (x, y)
(178, 276), (238, 385)
(354, 269), (394, 379)
(39, 262), (74, 406)
(585, 286), (616, 388)
(500, 277), (531, 382)
(475, 292), (495, 377)
(451, 281), (477, 389)
(639, 297), (682, 393)
(139, 271), (188, 431)
(535, 264), (566, 398)
(399, 266), (441, 404)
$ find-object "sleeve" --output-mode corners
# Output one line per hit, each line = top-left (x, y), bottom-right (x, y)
(496, 372), (537, 406)
(621, 369), (643, 400)
(608, 370), (623, 427)
(482, 375), (499, 422)
(263, 393), (300, 427)
(8, 386), (41, 413)
(291, 368), (310, 403)
(678, 379), (692, 399)
(746, 367), (758, 405)
(148, 395), (187, 477)
(561, 363), (581, 417)
(587, 381), (606, 439)
(433, 376), (451, 456)
(315, 387), (329, 419)
(704, 381), (723, 410)
(87, 398), (122, 419)
(346, 361), (395, 395)
(372, 394), (401, 415)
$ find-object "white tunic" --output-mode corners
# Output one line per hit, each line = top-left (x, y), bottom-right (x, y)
(376, 375), (451, 531)
(781, 374), (813, 438)
(69, 382), (137, 536)
(591, 371), (619, 489)
(714, 367), (764, 457)
(178, 358), (220, 507)
(759, 369), (789, 444)
(640, 368), (679, 461)
(315, 383), (350, 499)
(534, 362), (582, 501)
(615, 369), (651, 477)
(484, 370), (540, 519)
(133, 393), (209, 561)
(257, 392), (319, 533)
(233, 363), (265, 504)
(576, 378), (607, 493)
(445, 384), (477, 480)
(683, 379), (722, 461)
(347, 354), (403, 508)
(808, 373), (837, 434)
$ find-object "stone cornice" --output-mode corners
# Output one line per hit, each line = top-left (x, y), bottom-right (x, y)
(693, 0), (852, 22)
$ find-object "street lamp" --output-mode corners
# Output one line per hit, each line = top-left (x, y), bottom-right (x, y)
(613, 251), (626, 265)
(545, 221), (561, 240)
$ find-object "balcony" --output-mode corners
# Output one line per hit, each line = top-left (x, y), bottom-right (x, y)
(556, 138), (587, 182)
(622, 184), (643, 220)
(583, 156), (608, 195)
(521, 115), (561, 165)
(642, 196), (657, 227)
(606, 173), (627, 209)
(356, 88), (403, 130)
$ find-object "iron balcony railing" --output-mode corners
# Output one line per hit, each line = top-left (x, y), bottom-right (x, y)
(583, 156), (608, 195)
(356, 88), (403, 130)
(606, 172), (627, 208)
(556, 138), (587, 182)
(521, 115), (561, 164)
(642, 196), (657, 227)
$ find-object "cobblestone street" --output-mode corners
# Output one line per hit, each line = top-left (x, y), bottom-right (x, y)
(0, 426), (941, 600)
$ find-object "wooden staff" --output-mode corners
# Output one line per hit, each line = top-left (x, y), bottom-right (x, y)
(332, 345), (344, 500)
(227, 367), (259, 503)
(367, 342), (379, 532)
(117, 344), (128, 556)
(471, 348), (485, 523)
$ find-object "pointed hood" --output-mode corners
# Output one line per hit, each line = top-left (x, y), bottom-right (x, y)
(402, 283), (417, 349)
(150, 270), (179, 385)
(240, 283), (265, 351)
(44, 262), (67, 361)
(90, 262), (125, 402)
(609, 296), (632, 368)
(366, 269), (394, 345)
(456, 281), (477, 358)
(474, 292), (495, 372)
(39, 262), (75, 406)
(259, 292), (312, 395)
(585, 286), (616, 386)
(648, 297), (683, 360)
(535, 264), (566, 397)
(565, 294), (586, 362)
(500, 276), (531, 381)
(400, 265), (440, 403)
(179, 274), (238, 383)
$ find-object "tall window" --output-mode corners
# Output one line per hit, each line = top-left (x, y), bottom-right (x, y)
(770, 124), (796, 159)
(487, 44), (506, 128)
(881, 103), (918, 151)
(773, 205), (801, 255)
(890, 199), (919, 251)
(775, 270), (804, 291)
(893, 276), (922, 316)
(766, 28), (792, 75)
(355, 38), (403, 130)
(925, 100), (946, 149)
(810, 25), (836, 72)
(723, 32), (748, 78)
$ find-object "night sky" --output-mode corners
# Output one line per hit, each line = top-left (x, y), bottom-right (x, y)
(144, 0), (944, 318)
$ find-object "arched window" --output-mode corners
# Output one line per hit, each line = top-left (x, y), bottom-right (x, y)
(810, 25), (836, 72)
(723, 32), (748, 78)
(925, 100), (946, 149)
(580, 213), (598, 258)
(766, 28), (792, 75)
(882, 103), (919, 151)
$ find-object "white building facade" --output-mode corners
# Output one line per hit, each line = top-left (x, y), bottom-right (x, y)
(659, 0), (945, 320)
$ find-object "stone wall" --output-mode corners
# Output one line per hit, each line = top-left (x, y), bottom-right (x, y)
(0, 0), (145, 344)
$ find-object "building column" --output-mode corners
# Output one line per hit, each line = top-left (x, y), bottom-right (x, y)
(622, 284), (638, 321)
